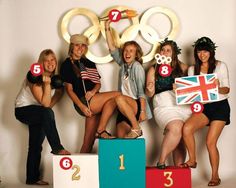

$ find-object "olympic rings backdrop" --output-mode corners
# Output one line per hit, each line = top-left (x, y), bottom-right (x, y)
(60, 6), (180, 63)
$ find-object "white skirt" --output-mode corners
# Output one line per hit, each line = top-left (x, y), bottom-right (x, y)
(153, 90), (192, 129)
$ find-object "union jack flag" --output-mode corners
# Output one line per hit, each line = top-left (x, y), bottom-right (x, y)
(175, 74), (219, 105)
(78, 62), (101, 84)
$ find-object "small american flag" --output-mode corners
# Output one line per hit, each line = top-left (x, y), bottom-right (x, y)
(78, 62), (101, 84)
(175, 74), (219, 105)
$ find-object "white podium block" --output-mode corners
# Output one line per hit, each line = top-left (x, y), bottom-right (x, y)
(53, 155), (99, 188)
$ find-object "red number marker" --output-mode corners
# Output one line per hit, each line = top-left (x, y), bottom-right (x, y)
(30, 63), (44, 76)
(59, 157), (73, 170)
(108, 9), (121, 22)
(191, 101), (204, 113)
(159, 64), (172, 77)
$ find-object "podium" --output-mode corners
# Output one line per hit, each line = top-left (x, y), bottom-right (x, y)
(146, 166), (191, 188)
(53, 155), (99, 188)
(98, 139), (146, 188)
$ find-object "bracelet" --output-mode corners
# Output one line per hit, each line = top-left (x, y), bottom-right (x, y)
(105, 27), (110, 31)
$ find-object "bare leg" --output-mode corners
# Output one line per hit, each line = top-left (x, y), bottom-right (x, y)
(115, 95), (138, 129)
(116, 121), (131, 138)
(80, 114), (100, 153)
(206, 121), (224, 182)
(90, 91), (120, 114)
(158, 120), (183, 164)
(182, 113), (209, 165)
(97, 98), (117, 133)
(172, 138), (186, 166)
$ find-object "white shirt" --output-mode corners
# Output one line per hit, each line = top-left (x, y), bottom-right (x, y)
(188, 61), (230, 101)
(121, 75), (137, 99)
(15, 79), (55, 107)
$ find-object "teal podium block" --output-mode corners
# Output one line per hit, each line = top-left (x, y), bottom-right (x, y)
(98, 139), (146, 188)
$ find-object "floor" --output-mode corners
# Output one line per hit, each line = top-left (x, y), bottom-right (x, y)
(1, 177), (236, 188)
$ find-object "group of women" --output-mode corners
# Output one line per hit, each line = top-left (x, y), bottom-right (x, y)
(15, 19), (230, 186)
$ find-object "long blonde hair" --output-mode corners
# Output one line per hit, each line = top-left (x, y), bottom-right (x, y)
(38, 49), (57, 75)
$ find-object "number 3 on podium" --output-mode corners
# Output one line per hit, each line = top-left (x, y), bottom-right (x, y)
(164, 171), (173, 187)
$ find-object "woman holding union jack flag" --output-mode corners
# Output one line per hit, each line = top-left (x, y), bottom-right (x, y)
(181, 37), (231, 186)
(60, 34), (121, 153)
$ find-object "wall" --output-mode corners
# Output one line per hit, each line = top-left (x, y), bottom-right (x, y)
(0, 0), (235, 184)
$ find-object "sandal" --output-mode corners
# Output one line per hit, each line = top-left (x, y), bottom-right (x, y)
(57, 149), (71, 155)
(27, 180), (49, 185)
(180, 161), (197, 168)
(96, 130), (115, 139)
(156, 162), (166, 169)
(124, 128), (142, 139)
(52, 149), (71, 155)
(208, 178), (221, 186)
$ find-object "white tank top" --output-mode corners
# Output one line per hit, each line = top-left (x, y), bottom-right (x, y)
(15, 79), (55, 107)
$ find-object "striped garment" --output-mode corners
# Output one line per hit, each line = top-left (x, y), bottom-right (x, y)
(78, 61), (101, 84)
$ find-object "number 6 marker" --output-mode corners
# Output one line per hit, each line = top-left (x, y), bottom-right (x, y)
(59, 157), (73, 170)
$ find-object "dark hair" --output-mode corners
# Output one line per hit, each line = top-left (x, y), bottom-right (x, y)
(156, 39), (185, 78)
(193, 37), (217, 75)
(122, 41), (143, 64)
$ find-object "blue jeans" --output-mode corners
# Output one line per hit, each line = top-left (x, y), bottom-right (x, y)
(15, 105), (64, 184)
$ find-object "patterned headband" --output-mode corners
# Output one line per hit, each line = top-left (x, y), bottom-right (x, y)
(193, 36), (217, 51)
(160, 38), (181, 55)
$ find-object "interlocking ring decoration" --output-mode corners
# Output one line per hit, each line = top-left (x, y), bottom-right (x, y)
(60, 6), (180, 64)
(155, 53), (172, 65)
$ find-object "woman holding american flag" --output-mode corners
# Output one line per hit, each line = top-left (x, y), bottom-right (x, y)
(60, 34), (120, 153)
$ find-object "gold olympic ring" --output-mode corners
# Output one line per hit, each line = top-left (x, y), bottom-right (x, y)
(60, 6), (179, 64)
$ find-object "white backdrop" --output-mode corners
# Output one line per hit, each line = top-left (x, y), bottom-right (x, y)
(0, 0), (235, 187)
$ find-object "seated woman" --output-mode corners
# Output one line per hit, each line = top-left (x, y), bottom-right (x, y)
(146, 39), (191, 168)
(96, 20), (152, 139)
(60, 34), (120, 151)
(181, 37), (230, 187)
(15, 49), (70, 185)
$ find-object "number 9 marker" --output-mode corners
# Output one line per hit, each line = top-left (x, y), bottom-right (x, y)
(191, 101), (204, 114)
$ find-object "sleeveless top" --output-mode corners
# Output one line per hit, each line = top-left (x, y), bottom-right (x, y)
(15, 79), (55, 108)
(155, 70), (174, 94)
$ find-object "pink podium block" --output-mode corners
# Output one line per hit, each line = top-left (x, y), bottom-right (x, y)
(146, 166), (191, 188)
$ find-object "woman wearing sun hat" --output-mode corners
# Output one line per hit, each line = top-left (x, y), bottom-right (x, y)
(60, 34), (120, 152)
(181, 37), (230, 186)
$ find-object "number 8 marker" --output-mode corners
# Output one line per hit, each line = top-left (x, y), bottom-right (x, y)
(191, 101), (204, 113)
(159, 64), (172, 77)
(108, 9), (121, 22)
(30, 63), (44, 77)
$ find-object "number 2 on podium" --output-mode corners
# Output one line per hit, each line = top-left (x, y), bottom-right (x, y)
(72, 165), (81, 181)
(119, 154), (125, 170)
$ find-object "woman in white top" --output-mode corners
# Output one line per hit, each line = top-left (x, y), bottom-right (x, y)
(15, 49), (70, 185)
(181, 37), (230, 187)
(146, 39), (191, 169)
